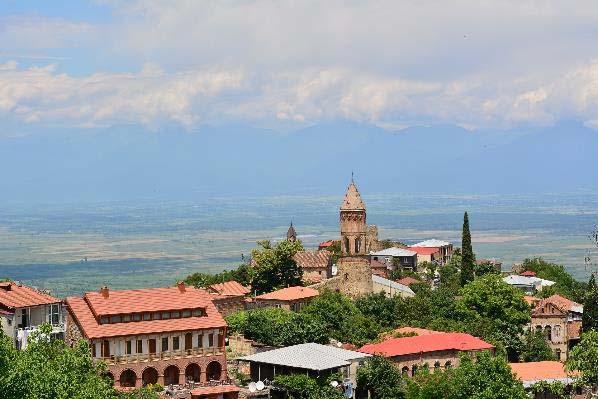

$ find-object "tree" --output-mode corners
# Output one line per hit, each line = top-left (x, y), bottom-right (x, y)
(460, 212), (475, 286)
(566, 331), (598, 397)
(474, 260), (500, 277)
(250, 239), (304, 294)
(584, 274), (598, 332)
(357, 356), (405, 399)
(185, 263), (251, 288)
(455, 274), (530, 359)
(273, 374), (344, 399)
(519, 330), (556, 362)
(521, 258), (586, 303)
(355, 292), (401, 329)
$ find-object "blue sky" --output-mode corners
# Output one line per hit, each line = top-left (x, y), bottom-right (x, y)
(1, 0), (598, 134)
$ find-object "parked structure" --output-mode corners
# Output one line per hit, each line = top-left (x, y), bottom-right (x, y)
(253, 286), (319, 312)
(65, 282), (233, 393)
(207, 281), (250, 317)
(293, 251), (333, 283)
(509, 361), (583, 398)
(238, 343), (371, 395)
(529, 294), (583, 361)
(359, 332), (494, 377)
(370, 247), (418, 272)
(503, 275), (555, 295)
(410, 239), (453, 265)
(0, 281), (64, 349)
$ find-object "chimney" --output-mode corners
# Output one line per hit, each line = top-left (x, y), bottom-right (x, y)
(100, 286), (109, 299)
(177, 281), (186, 293)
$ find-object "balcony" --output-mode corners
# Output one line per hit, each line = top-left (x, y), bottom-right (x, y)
(101, 346), (225, 365)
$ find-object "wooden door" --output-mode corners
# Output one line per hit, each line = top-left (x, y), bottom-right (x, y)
(184, 333), (192, 351)
(148, 339), (156, 354)
(101, 340), (110, 358)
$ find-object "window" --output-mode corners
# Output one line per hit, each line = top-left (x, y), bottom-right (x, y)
(48, 304), (60, 325)
(171, 311), (180, 318)
(182, 310), (191, 318)
(275, 304), (282, 309)
(110, 315), (121, 323)
(161, 312), (171, 320)
(197, 334), (203, 348)
(123, 314), (131, 322)
(126, 340), (132, 355)
(208, 333), (214, 347)
(91, 343), (96, 358)
(19, 308), (29, 328)
(143, 313), (151, 321)
(192, 309), (203, 317)
(136, 340), (143, 354)
(173, 336), (180, 350)
(132, 313), (141, 321)
(162, 337), (169, 352)
(153, 312), (161, 320)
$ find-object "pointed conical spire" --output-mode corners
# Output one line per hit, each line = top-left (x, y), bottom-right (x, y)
(340, 180), (366, 211)
(287, 221), (297, 241)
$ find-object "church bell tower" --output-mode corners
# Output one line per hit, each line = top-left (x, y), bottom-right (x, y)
(340, 180), (367, 256)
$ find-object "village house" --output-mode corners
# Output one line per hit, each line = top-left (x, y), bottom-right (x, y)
(410, 239), (454, 265)
(503, 274), (555, 295)
(0, 281), (64, 349)
(293, 250), (333, 284)
(407, 246), (441, 266)
(370, 258), (389, 278)
(237, 343), (371, 398)
(65, 282), (238, 398)
(358, 330), (494, 377)
(370, 247), (418, 272)
(509, 361), (584, 399)
(252, 286), (319, 312)
(207, 281), (250, 317)
(371, 275), (415, 298)
(529, 294), (583, 361)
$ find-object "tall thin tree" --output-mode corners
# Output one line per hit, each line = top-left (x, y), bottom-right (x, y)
(460, 211), (475, 286)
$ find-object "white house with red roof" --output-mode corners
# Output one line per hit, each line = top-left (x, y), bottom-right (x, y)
(0, 281), (63, 349)
(65, 282), (238, 397)
(410, 239), (454, 265)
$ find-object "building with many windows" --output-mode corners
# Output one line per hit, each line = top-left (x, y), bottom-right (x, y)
(65, 282), (233, 393)
(0, 281), (64, 349)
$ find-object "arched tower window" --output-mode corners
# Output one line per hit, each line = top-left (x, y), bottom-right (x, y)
(355, 237), (361, 254)
(343, 236), (350, 255)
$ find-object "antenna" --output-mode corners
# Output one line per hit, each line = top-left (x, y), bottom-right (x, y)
(351, 171), (354, 183)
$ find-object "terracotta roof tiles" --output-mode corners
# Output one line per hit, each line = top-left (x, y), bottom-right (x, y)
(293, 251), (333, 269)
(255, 286), (319, 302)
(208, 281), (250, 296)
(509, 361), (577, 383)
(0, 282), (60, 309)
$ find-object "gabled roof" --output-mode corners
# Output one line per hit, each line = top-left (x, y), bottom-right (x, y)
(372, 275), (415, 296)
(238, 343), (370, 371)
(395, 277), (421, 287)
(411, 239), (451, 248)
(208, 281), (250, 296)
(503, 275), (555, 287)
(535, 294), (583, 314)
(509, 361), (577, 387)
(293, 251), (333, 269)
(287, 223), (297, 240)
(0, 282), (60, 310)
(370, 247), (417, 257)
(255, 286), (319, 302)
(65, 285), (226, 339)
(340, 182), (366, 211)
(359, 332), (493, 357)
(408, 246), (440, 256)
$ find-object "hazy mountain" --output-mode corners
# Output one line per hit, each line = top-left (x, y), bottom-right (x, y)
(1, 121), (596, 204)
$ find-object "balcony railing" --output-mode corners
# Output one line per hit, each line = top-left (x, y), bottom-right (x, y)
(100, 346), (225, 364)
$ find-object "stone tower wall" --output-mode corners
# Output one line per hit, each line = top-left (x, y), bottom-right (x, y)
(340, 211), (367, 256)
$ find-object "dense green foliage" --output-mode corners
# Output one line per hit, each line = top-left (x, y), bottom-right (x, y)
(185, 263), (251, 288)
(460, 212), (475, 286)
(250, 239), (304, 294)
(567, 331), (598, 396)
(0, 324), (158, 399)
(474, 260), (500, 277)
(583, 274), (598, 332)
(226, 307), (327, 346)
(519, 330), (556, 362)
(357, 356), (405, 399)
(521, 258), (587, 302)
(273, 374), (344, 399)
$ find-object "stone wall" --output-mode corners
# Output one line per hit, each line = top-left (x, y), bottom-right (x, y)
(310, 256), (373, 299)
(64, 312), (84, 347)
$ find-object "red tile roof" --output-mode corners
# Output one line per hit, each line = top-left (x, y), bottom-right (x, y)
(359, 332), (493, 357)
(66, 285), (226, 339)
(520, 271), (537, 277)
(293, 251), (333, 269)
(0, 282), (60, 309)
(535, 294), (583, 314)
(191, 385), (240, 396)
(208, 281), (250, 296)
(395, 277), (421, 287)
(509, 361), (577, 382)
(255, 286), (319, 302)
(407, 247), (440, 256)
(318, 240), (335, 248)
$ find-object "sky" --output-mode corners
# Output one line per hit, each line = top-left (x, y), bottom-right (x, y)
(1, 0), (598, 135)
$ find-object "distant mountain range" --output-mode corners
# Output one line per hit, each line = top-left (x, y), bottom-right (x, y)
(1, 120), (597, 203)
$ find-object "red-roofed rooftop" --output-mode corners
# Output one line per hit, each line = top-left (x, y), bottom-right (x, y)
(0, 282), (60, 310)
(407, 247), (440, 256)
(359, 332), (494, 357)
(509, 361), (577, 383)
(255, 286), (319, 302)
(208, 281), (250, 296)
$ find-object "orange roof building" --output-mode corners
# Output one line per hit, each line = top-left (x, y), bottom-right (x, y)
(253, 286), (319, 312)
(65, 282), (234, 392)
(293, 251), (333, 283)
(0, 281), (63, 349)
(359, 332), (494, 377)
(509, 361), (577, 388)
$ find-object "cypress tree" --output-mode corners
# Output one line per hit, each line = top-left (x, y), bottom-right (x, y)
(460, 211), (475, 286)
(583, 273), (597, 332)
